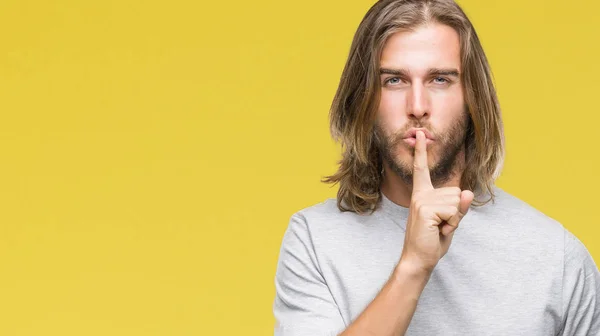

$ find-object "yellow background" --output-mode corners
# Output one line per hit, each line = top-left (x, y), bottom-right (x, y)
(0, 0), (597, 334)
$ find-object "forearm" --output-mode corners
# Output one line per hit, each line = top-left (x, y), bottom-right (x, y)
(339, 259), (432, 336)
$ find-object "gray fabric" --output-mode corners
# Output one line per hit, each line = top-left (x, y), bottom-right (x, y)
(272, 186), (600, 335)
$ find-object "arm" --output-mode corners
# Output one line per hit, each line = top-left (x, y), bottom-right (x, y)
(339, 131), (471, 336)
(339, 258), (431, 336)
(273, 214), (346, 336)
(558, 230), (600, 335)
(274, 132), (471, 335)
(273, 213), (432, 336)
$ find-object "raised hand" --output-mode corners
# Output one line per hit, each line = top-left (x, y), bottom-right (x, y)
(400, 130), (474, 273)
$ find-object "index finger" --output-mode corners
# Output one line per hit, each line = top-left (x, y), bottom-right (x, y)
(412, 130), (433, 193)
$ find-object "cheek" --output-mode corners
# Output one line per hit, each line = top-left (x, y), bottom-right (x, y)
(379, 90), (407, 129)
(430, 89), (465, 125)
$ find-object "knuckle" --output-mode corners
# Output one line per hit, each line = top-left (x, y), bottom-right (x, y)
(411, 192), (424, 206)
(417, 203), (429, 215)
(450, 187), (461, 195)
(450, 207), (459, 217)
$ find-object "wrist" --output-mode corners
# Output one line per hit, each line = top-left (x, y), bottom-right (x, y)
(389, 258), (432, 302)
(394, 257), (433, 282)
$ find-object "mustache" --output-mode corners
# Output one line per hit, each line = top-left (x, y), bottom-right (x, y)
(389, 124), (437, 147)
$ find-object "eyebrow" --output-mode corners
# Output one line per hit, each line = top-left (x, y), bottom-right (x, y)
(379, 67), (460, 77)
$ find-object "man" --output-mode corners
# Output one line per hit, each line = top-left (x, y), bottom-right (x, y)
(272, 0), (600, 335)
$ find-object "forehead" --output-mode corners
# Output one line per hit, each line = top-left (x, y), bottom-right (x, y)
(380, 23), (461, 72)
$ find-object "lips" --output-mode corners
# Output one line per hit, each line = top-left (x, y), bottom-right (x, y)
(403, 128), (435, 140)
(402, 137), (433, 147)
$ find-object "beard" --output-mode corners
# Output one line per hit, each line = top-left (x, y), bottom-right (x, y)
(374, 112), (470, 188)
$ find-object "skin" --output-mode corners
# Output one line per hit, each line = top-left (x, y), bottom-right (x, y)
(375, 22), (470, 208)
(341, 23), (475, 336)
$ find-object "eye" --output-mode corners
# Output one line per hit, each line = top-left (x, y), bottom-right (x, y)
(384, 77), (402, 85)
(433, 77), (450, 84)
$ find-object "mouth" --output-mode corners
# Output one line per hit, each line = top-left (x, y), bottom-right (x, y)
(402, 128), (435, 147)
(402, 137), (434, 148)
(403, 128), (435, 140)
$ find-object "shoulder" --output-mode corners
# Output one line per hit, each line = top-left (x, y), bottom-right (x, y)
(479, 186), (597, 262)
(563, 228), (598, 277)
(284, 197), (385, 251)
(468, 186), (575, 260)
(475, 186), (565, 232)
(290, 197), (376, 230)
(276, 199), (341, 269)
(291, 197), (341, 221)
(282, 198), (340, 240)
(480, 186), (557, 219)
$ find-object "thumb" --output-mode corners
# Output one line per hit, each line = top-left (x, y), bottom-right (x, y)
(440, 189), (474, 237)
(458, 190), (474, 217)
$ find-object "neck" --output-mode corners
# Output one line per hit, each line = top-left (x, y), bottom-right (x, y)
(380, 147), (466, 208)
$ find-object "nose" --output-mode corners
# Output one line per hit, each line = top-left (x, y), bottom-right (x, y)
(406, 83), (430, 120)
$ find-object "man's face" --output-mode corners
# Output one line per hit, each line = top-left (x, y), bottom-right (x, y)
(375, 23), (469, 187)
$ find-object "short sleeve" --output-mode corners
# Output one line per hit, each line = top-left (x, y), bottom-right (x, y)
(272, 213), (346, 336)
(559, 229), (600, 335)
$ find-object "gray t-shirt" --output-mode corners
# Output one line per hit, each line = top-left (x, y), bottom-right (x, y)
(272, 186), (600, 335)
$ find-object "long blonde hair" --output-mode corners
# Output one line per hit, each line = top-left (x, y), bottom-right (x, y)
(322, 0), (505, 215)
